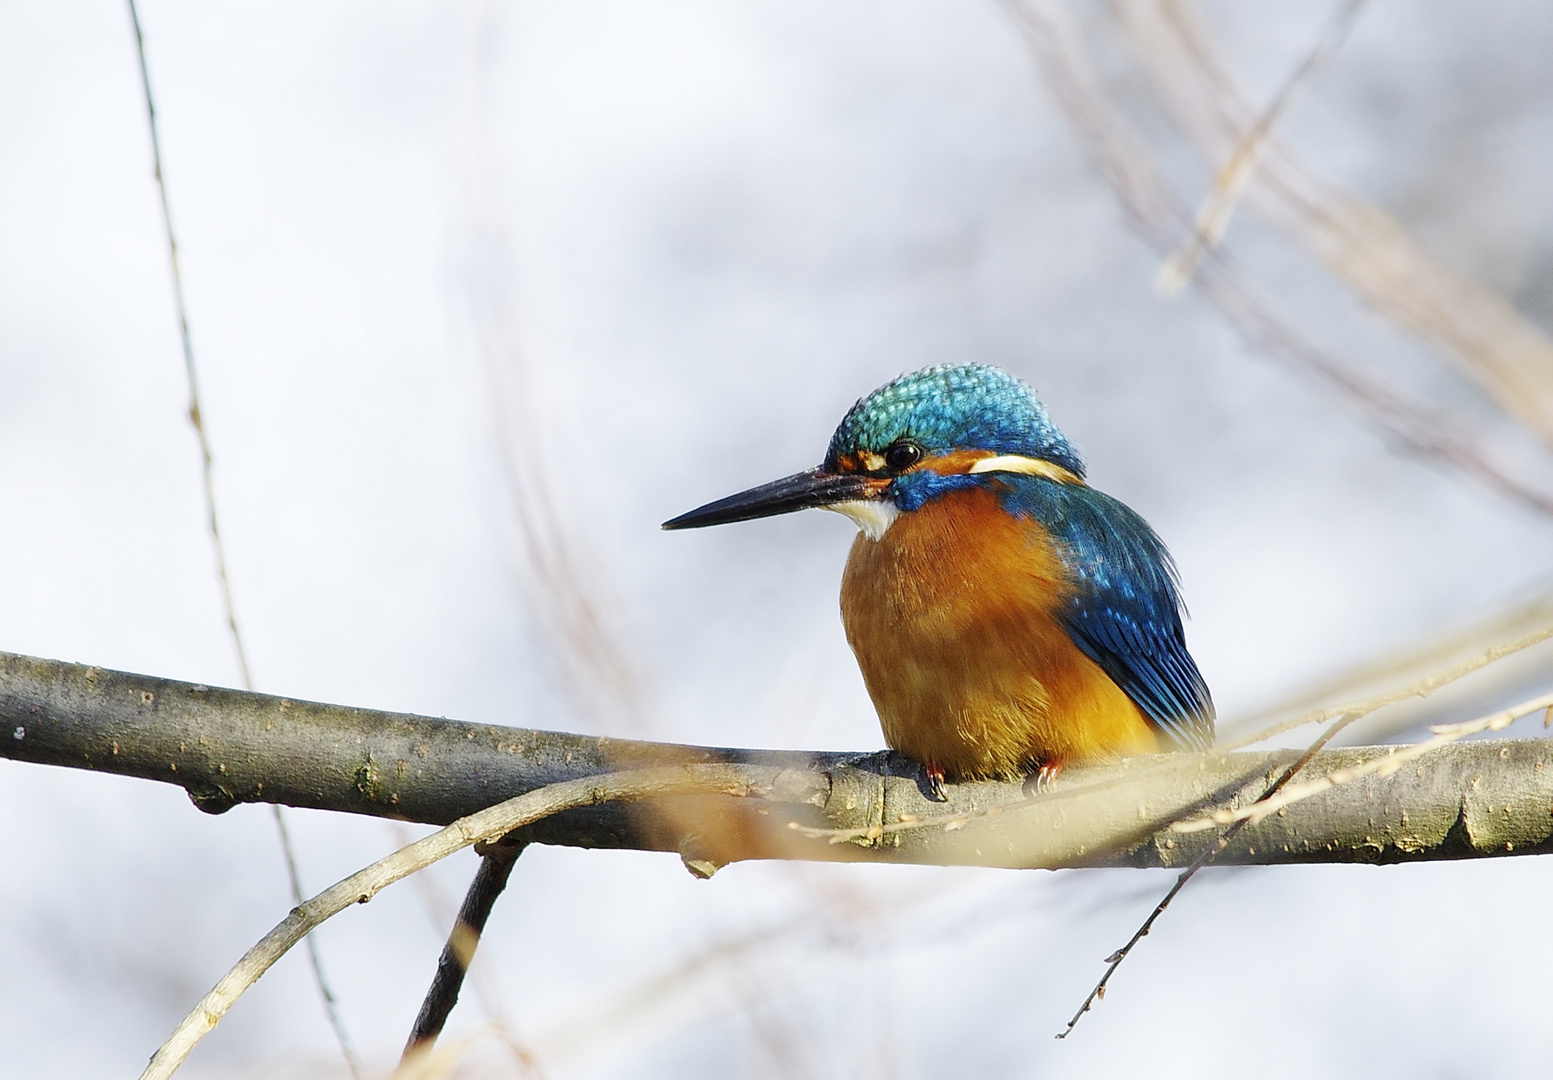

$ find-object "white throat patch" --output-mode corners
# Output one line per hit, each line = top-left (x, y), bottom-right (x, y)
(825, 499), (900, 541)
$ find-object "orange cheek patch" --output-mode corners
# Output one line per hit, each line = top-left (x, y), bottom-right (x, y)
(915, 449), (1000, 476)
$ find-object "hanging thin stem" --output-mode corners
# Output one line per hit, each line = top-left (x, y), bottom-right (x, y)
(124, 4), (359, 1074)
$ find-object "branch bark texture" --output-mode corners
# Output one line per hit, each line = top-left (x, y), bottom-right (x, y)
(4, 651), (1552, 872)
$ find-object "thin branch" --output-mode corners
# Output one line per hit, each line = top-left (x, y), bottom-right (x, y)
(402, 846), (527, 1062)
(124, 5), (358, 1072)
(271, 802), (364, 1075)
(124, 0), (251, 691)
(1178, 688), (1553, 833)
(138, 764), (782, 1080)
(1057, 698), (1363, 1037)
(392, 822), (544, 1074)
(1056, 854), (1188, 1033)
(1060, 685), (1553, 1035)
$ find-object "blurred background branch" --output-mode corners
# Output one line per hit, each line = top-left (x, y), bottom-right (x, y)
(1117, 0), (1553, 447)
(1003, 0), (1553, 516)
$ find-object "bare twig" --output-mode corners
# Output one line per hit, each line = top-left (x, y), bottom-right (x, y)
(1059, 683), (1553, 1035)
(402, 846), (528, 1062)
(1178, 688), (1553, 833)
(392, 822), (545, 1074)
(1057, 701), (1360, 1037)
(124, 5), (360, 1072)
(271, 802), (363, 1075)
(1055, 853), (1187, 1033)
(1159, 0), (1369, 291)
(138, 764), (781, 1080)
(124, 0), (249, 690)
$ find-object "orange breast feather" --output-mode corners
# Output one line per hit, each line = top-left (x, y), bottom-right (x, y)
(840, 485), (1160, 780)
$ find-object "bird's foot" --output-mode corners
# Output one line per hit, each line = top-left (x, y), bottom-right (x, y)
(925, 764), (949, 802)
(1021, 759), (1065, 797)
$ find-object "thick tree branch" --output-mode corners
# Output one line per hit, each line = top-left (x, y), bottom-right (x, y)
(4, 651), (1553, 872)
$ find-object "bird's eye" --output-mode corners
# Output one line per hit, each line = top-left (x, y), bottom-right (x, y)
(883, 442), (922, 473)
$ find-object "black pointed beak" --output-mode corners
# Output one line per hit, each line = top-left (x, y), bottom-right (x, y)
(662, 467), (877, 530)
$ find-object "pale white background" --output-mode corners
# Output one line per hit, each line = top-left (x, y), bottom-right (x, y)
(2, 2), (1552, 1077)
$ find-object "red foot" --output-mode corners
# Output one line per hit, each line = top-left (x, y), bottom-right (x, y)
(925, 764), (948, 802)
(1023, 758), (1066, 797)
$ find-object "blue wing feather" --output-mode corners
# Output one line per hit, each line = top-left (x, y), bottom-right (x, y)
(994, 477), (1215, 751)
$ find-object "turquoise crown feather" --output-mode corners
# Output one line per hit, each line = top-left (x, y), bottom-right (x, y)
(823, 364), (1085, 478)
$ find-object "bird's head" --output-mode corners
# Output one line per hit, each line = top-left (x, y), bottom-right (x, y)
(663, 364), (1084, 539)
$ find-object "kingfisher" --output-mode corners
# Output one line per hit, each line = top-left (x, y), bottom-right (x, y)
(664, 364), (1213, 793)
